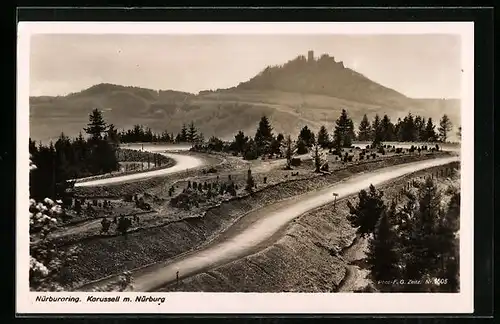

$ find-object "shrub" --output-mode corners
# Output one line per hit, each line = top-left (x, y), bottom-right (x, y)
(170, 189), (206, 210)
(291, 158), (301, 167)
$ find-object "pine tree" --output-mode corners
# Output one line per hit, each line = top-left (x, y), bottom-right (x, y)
(296, 138), (308, 155)
(270, 134), (283, 156)
(424, 118), (437, 142)
(333, 109), (355, 149)
(242, 138), (259, 160)
(401, 177), (443, 290)
(311, 143), (324, 173)
(179, 124), (188, 142)
(106, 124), (120, 148)
(394, 118), (403, 141)
(414, 116), (426, 141)
(84, 109), (107, 142)
(380, 114), (395, 142)
(347, 184), (386, 237)
(187, 121), (198, 143)
(357, 114), (371, 141)
(438, 114), (453, 142)
(254, 116), (274, 154)
(368, 203), (401, 285)
(372, 114), (383, 147)
(298, 126), (315, 147)
(400, 113), (417, 142)
(231, 130), (248, 154)
(347, 119), (356, 143)
(316, 125), (330, 148)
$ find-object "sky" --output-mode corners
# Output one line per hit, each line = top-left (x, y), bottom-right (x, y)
(29, 34), (462, 99)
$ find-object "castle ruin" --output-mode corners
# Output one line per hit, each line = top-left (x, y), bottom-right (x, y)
(307, 50), (314, 62)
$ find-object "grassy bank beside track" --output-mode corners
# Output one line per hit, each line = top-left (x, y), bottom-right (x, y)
(64, 152), (453, 289)
(158, 161), (460, 292)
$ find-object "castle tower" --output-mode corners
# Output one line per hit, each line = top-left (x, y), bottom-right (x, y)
(308, 50), (314, 62)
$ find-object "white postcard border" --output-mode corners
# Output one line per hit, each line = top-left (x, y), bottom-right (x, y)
(17, 21), (474, 314)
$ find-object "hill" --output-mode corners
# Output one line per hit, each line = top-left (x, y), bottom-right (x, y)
(29, 52), (461, 143)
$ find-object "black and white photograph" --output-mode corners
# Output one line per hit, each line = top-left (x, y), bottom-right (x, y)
(17, 21), (474, 314)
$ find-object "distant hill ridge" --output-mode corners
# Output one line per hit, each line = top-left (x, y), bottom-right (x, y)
(29, 50), (461, 143)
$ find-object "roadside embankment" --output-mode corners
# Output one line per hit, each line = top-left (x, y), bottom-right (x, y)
(65, 153), (452, 289)
(158, 161), (460, 292)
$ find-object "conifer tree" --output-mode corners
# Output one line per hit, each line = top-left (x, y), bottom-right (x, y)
(187, 121), (198, 143)
(357, 114), (372, 141)
(380, 114), (395, 142)
(346, 184), (386, 237)
(296, 138), (308, 155)
(372, 114), (383, 147)
(401, 177), (442, 290)
(414, 116), (426, 141)
(231, 130), (249, 154)
(179, 124), (188, 142)
(424, 118), (438, 142)
(333, 109), (355, 149)
(316, 125), (330, 148)
(254, 116), (274, 154)
(367, 202), (401, 285)
(242, 138), (259, 160)
(84, 109), (107, 142)
(438, 114), (453, 142)
(106, 124), (120, 148)
(298, 125), (315, 148)
(270, 133), (284, 156)
(311, 143), (324, 173)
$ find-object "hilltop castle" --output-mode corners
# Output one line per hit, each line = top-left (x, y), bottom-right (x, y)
(306, 50), (344, 68)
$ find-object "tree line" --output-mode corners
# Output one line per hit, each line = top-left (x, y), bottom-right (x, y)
(118, 122), (203, 144)
(357, 112), (455, 144)
(191, 110), (457, 162)
(29, 109), (120, 201)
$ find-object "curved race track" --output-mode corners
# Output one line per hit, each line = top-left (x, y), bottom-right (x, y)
(77, 154), (458, 292)
(74, 144), (205, 187)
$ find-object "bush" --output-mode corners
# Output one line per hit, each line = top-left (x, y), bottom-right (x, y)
(170, 189), (206, 210)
